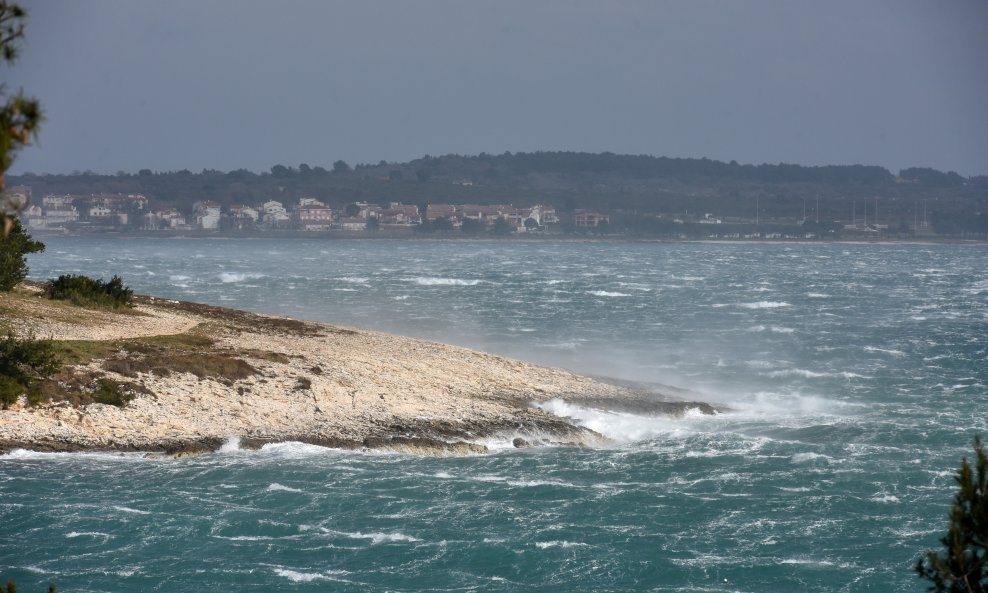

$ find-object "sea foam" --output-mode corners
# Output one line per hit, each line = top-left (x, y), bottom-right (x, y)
(535, 399), (708, 442)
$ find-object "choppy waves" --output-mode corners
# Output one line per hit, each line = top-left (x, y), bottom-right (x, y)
(12, 238), (988, 592)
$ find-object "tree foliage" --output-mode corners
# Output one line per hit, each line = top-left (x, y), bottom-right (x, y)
(491, 216), (513, 236)
(917, 436), (988, 593)
(0, 215), (43, 290)
(0, 1), (41, 221)
(459, 218), (482, 234)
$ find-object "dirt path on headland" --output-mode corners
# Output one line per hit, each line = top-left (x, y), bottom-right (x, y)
(2, 285), (200, 341)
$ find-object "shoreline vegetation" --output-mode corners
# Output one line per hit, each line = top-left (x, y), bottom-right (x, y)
(0, 282), (715, 457)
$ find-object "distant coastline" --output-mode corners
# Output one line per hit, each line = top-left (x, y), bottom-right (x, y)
(10, 151), (987, 243)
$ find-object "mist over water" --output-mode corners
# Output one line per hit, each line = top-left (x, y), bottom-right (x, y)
(4, 238), (987, 592)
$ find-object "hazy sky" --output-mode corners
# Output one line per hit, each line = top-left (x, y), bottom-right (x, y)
(7, 0), (988, 176)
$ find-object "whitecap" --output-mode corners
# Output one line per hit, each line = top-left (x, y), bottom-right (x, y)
(587, 290), (631, 297)
(779, 558), (839, 567)
(342, 531), (420, 544)
(409, 277), (481, 286)
(66, 531), (111, 539)
(266, 483), (304, 493)
(273, 568), (349, 583)
(218, 272), (265, 283)
(764, 369), (865, 379)
(112, 505), (151, 515)
(765, 369), (828, 379)
(535, 541), (589, 549)
(505, 479), (579, 488)
(739, 301), (791, 309)
(275, 569), (322, 582)
(870, 493), (900, 503)
(864, 346), (906, 357)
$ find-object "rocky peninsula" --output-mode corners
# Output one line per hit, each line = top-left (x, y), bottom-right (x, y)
(0, 284), (714, 456)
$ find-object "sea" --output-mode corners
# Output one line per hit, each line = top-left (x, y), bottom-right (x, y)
(2, 237), (987, 592)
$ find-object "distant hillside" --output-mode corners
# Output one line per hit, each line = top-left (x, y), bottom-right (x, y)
(9, 152), (988, 237)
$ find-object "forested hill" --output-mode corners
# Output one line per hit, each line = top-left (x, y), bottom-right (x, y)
(9, 152), (987, 233)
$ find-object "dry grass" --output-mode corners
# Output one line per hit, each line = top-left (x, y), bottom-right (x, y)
(40, 329), (277, 405)
(97, 332), (259, 385)
(38, 368), (153, 407)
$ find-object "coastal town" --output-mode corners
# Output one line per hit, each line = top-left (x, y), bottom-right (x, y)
(6, 157), (981, 241)
(7, 185), (601, 235)
(2, 184), (909, 241)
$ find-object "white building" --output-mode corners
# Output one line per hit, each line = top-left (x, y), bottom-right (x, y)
(193, 200), (222, 230)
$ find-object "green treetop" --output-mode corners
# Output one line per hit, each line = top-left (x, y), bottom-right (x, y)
(917, 436), (988, 593)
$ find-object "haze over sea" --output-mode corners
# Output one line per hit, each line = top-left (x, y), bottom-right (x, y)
(3, 237), (987, 592)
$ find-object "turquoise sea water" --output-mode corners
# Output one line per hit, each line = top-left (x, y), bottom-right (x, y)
(3, 238), (987, 592)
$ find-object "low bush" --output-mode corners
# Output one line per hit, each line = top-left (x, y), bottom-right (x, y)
(91, 378), (134, 407)
(44, 274), (133, 308)
(0, 328), (61, 408)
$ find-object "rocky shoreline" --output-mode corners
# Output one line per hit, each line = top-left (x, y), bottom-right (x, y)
(0, 285), (715, 456)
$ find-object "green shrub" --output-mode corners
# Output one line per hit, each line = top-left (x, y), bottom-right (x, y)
(91, 378), (133, 407)
(44, 274), (133, 308)
(0, 374), (23, 408)
(0, 218), (45, 291)
(0, 328), (60, 408)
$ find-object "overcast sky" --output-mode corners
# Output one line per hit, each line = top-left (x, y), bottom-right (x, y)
(7, 0), (988, 176)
